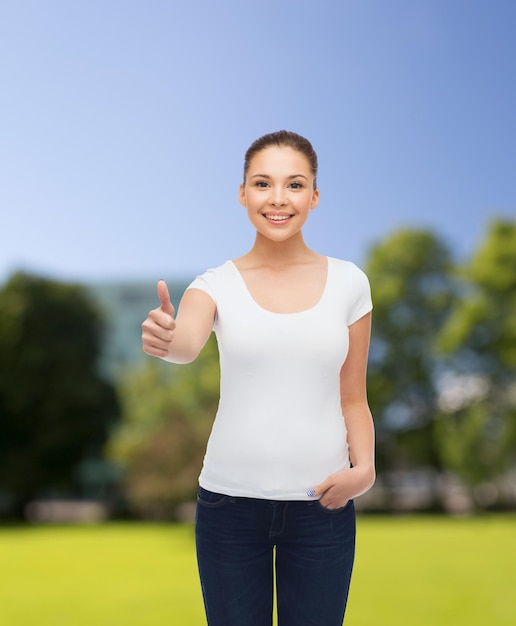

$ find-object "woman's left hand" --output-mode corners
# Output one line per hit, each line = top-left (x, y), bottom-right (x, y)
(310, 466), (375, 510)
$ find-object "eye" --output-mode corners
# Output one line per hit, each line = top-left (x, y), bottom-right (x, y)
(289, 181), (303, 189)
(255, 181), (269, 188)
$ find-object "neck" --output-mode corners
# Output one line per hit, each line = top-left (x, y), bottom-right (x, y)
(245, 232), (317, 268)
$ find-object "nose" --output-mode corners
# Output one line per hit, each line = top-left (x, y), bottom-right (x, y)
(269, 186), (287, 206)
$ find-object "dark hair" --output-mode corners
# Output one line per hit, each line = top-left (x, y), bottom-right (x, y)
(243, 130), (318, 189)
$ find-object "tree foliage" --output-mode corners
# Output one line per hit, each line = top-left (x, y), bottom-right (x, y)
(434, 220), (516, 486)
(0, 273), (119, 513)
(365, 229), (454, 470)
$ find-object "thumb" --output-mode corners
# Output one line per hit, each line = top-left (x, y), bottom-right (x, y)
(157, 280), (175, 317)
(307, 476), (333, 498)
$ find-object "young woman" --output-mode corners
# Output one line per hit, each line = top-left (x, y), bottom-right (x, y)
(142, 130), (375, 626)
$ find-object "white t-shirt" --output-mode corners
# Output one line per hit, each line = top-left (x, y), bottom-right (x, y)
(186, 257), (372, 500)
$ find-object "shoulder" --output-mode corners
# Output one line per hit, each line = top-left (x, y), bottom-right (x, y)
(189, 260), (234, 284)
(327, 257), (372, 324)
(328, 257), (370, 285)
(186, 261), (236, 303)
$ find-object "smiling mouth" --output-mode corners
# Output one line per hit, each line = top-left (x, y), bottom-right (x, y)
(263, 213), (293, 222)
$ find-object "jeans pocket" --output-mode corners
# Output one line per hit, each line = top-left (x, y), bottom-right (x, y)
(315, 499), (352, 514)
(197, 487), (230, 508)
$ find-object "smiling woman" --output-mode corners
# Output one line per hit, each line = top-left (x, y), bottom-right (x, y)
(141, 130), (375, 626)
(239, 144), (319, 243)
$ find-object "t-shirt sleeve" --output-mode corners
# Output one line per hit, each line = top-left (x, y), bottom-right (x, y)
(185, 269), (218, 305)
(347, 264), (373, 325)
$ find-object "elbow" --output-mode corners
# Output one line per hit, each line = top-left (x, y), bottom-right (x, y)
(368, 467), (376, 490)
(354, 463), (376, 496)
(360, 464), (376, 491)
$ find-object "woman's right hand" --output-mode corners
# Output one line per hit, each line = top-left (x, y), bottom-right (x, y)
(141, 280), (176, 358)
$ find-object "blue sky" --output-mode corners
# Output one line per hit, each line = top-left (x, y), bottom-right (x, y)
(1, 0), (514, 285)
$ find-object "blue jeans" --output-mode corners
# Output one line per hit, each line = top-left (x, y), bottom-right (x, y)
(195, 487), (355, 626)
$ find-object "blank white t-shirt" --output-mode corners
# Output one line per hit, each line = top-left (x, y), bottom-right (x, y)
(186, 257), (372, 500)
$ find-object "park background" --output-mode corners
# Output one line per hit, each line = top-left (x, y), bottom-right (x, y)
(1, 1), (515, 624)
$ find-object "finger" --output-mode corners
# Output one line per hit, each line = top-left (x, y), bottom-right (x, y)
(307, 477), (332, 498)
(142, 341), (169, 358)
(142, 324), (174, 356)
(142, 316), (175, 339)
(157, 280), (175, 317)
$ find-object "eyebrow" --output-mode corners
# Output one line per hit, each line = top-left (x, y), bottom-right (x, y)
(250, 173), (309, 180)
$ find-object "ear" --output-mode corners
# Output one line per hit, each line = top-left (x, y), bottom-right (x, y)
(238, 183), (247, 208)
(310, 188), (320, 211)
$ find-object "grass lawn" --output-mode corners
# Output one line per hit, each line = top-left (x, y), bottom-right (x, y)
(0, 515), (514, 625)
(347, 514), (515, 625)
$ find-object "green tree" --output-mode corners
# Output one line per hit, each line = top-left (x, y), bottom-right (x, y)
(365, 229), (455, 473)
(108, 334), (220, 519)
(435, 220), (516, 490)
(0, 272), (119, 516)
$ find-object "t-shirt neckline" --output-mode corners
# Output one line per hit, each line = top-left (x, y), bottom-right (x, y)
(227, 257), (330, 316)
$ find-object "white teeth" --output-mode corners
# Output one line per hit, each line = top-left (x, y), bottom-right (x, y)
(264, 214), (291, 221)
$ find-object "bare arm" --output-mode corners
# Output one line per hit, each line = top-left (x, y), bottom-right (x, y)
(142, 281), (216, 364)
(312, 312), (375, 508)
(340, 311), (375, 490)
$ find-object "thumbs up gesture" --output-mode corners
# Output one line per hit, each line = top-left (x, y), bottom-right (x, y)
(142, 280), (176, 358)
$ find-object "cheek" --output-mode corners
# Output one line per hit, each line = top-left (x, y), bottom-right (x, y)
(243, 190), (262, 208)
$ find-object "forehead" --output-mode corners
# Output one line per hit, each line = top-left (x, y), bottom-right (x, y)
(247, 146), (312, 175)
